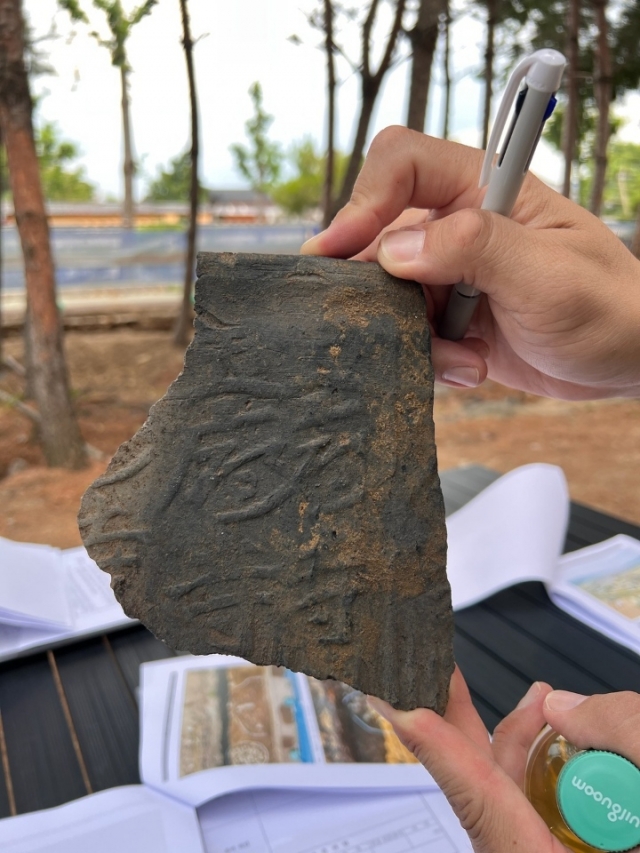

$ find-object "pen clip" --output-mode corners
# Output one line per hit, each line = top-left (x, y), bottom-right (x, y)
(479, 54), (537, 189)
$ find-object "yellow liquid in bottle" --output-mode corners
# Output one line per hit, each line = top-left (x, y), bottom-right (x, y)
(525, 726), (606, 852)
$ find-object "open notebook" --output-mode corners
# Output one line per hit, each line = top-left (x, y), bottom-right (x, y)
(0, 652), (474, 853)
(446, 463), (640, 656)
(0, 537), (133, 661)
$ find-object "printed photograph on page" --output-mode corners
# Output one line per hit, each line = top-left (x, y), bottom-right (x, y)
(179, 665), (310, 775)
(572, 562), (640, 621)
(178, 663), (417, 776)
(307, 679), (418, 764)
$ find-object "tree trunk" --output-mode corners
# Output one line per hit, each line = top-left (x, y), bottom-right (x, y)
(0, 129), (3, 364)
(441, 0), (452, 139)
(406, 0), (445, 132)
(120, 64), (135, 230)
(481, 0), (498, 150)
(0, 0), (86, 468)
(173, 0), (199, 347)
(322, 0), (336, 229)
(589, 0), (611, 217)
(562, 0), (580, 198)
(631, 206), (640, 259)
(333, 84), (377, 214)
(333, 0), (407, 214)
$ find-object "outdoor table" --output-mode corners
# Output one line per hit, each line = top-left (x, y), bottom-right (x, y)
(0, 464), (638, 817)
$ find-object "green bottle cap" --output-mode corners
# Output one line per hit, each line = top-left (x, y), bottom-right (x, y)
(557, 750), (640, 851)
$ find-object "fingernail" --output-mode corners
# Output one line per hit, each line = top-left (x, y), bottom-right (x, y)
(300, 235), (322, 254)
(516, 682), (542, 710)
(441, 367), (480, 388)
(544, 691), (588, 712)
(380, 229), (425, 262)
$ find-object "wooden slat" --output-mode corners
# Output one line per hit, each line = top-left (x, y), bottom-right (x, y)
(52, 638), (140, 792)
(455, 603), (614, 695)
(108, 625), (176, 697)
(570, 501), (640, 542)
(454, 631), (532, 718)
(0, 711), (15, 817)
(0, 655), (87, 813)
(466, 688), (502, 733)
(504, 585), (640, 691)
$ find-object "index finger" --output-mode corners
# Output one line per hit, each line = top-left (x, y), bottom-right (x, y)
(301, 128), (485, 259)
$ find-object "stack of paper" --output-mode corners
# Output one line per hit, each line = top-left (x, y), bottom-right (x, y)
(0, 537), (133, 660)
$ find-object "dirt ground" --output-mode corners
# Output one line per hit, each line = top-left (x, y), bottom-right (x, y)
(1, 329), (639, 548)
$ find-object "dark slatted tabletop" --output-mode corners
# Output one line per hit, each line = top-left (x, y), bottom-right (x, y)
(0, 464), (638, 818)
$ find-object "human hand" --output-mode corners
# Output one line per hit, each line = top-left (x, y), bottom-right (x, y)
(369, 670), (640, 853)
(301, 129), (640, 400)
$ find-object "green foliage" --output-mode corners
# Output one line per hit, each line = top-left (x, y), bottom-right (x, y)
(57, 0), (89, 23)
(544, 102), (596, 164)
(35, 122), (95, 201)
(583, 141), (640, 218)
(146, 150), (207, 202)
(62, 0), (157, 68)
(271, 138), (349, 215)
(230, 82), (283, 193)
(613, 0), (640, 96)
(545, 103), (622, 166)
(271, 139), (322, 215)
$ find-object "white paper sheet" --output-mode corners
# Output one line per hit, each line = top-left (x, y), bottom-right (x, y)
(140, 655), (432, 807)
(0, 786), (204, 853)
(0, 537), (70, 629)
(446, 464), (569, 610)
(198, 789), (473, 853)
(0, 538), (133, 661)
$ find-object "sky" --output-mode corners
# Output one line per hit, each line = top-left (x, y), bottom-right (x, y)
(24, 0), (640, 202)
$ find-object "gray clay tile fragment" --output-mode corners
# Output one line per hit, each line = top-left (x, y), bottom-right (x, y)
(78, 253), (454, 713)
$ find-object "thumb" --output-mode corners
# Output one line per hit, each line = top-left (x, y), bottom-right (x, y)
(369, 700), (557, 853)
(377, 210), (538, 307)
(543, 691), (640, 766)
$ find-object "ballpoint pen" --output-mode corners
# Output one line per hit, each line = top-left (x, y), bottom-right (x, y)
(439, 48), (567, 342)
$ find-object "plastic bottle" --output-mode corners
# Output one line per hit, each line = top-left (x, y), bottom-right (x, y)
(525, 725), (640, 852)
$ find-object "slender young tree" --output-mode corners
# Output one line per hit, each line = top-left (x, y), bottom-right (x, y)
(173, 0), (199, 347)
(562, 0), (581, 197)
(589, 0), (612, 216)
(0, 0), (86, 467)
(0, 129), (3, 365)
(333, 0), (407, 213)
(480, 0), (499, 149)
(405, 0), (447, 132)
(441, 0), (452, 139)
(322, 0), (337, 228)
(62, 0), (157, 229)
(230, 82), (283, 205)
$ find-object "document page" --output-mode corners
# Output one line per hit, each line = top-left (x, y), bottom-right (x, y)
(0, 537), (70, 629)
(0, 540), (132, 661)
(198, 788), (473, 853)
(552, 535), (640, 655)
(61, 547), (132, 632)
(140, 655), (431, 806)
(0, 785), (203, 853)
(446, 463), (569, 610)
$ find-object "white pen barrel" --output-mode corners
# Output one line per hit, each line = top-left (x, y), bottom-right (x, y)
(482, 86), (551, 216)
